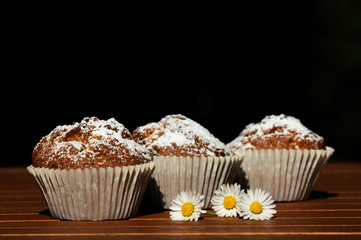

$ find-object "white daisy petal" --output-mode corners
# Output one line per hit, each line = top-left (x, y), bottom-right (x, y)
(263, 197), (275, 206)
(169, 205), (182, 211)
(259, 191), (270, 203)
(169, 191), (205, 221)
(180, 191), (188, 201)
(211, 183), (244, 217)
(239, 194), (252, 205)
(254, 188), (260, 198)
(247, 189), (255, 202)
(268, 209), (277, 214)
(243, 212), (252, 219)
(240, 188), (277, 221)
(256, 188), (263, 200)
(212, 197), (223, 204)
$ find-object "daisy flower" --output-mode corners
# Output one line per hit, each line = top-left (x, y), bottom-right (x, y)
(169, 191), (206, 221)
(239, 188), (277, 220)
(211, 183), (244, 217)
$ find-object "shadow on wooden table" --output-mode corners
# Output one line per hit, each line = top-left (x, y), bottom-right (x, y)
(307, 190), (338, 200)
(38, 206), (165, 220)
(37, 190), (339, 220)
(39, 209), (52, 218)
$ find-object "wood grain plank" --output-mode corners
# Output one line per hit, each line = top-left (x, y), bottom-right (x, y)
(1, 235), (361, 240)
(0, 217), (360, 228)
(1, 209), (360, 221)
(1, 225), (361, 234)
(1, 163), (361, 240)
(2, 235), (361, 240)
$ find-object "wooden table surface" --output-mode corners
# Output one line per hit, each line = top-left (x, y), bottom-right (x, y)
(1, 162), (361, 240)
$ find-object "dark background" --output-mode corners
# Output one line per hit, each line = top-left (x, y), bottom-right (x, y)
(2, 0), (361, 166)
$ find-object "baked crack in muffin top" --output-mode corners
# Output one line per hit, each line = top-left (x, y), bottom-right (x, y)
(32, 117), (152, 169)
(133, 114), (234, 157)
(227, 114), (326, 151)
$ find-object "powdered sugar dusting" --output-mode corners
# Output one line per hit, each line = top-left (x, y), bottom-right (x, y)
(134, 114), (233, 156)
(244, 114), (318, 139)
(85, 117), (126, 141)
(228, 114), (324, 150)
(33, 117), (152, 168)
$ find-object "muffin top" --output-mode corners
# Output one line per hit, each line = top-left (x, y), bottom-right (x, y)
(227, 114), (326, 151)
(133, 114), (234, 157)
(32, 117), (153, 170)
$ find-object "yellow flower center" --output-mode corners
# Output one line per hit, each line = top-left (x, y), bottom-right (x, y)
(181, 202), (195, 217)
(223, 196), (237, 210)
(250, 201), (263, 214)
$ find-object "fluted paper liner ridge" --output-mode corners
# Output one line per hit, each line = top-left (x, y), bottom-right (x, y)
(144, 155), (243, 209)
(27, 162), (155, 220)
(234, 147), (334, 201)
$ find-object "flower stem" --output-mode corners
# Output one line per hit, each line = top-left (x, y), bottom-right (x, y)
(204, 211), (217, 216)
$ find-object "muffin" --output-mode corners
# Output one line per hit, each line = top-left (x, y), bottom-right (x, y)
(228, 114), (334, 201)
(28, 117), (155, 220)
(228, 114), (326, 151)
(133, 114), (243, 209)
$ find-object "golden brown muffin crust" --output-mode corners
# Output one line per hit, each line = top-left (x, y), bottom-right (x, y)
(228, 114), (326, 151)
(32, 117), (152, 170)
(133, 114), (234, 157)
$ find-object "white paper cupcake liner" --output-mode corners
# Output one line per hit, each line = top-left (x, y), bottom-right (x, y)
(143, 155), (243, 209)
(27, 162), (155, 221)
(234, 147), (334, 202)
